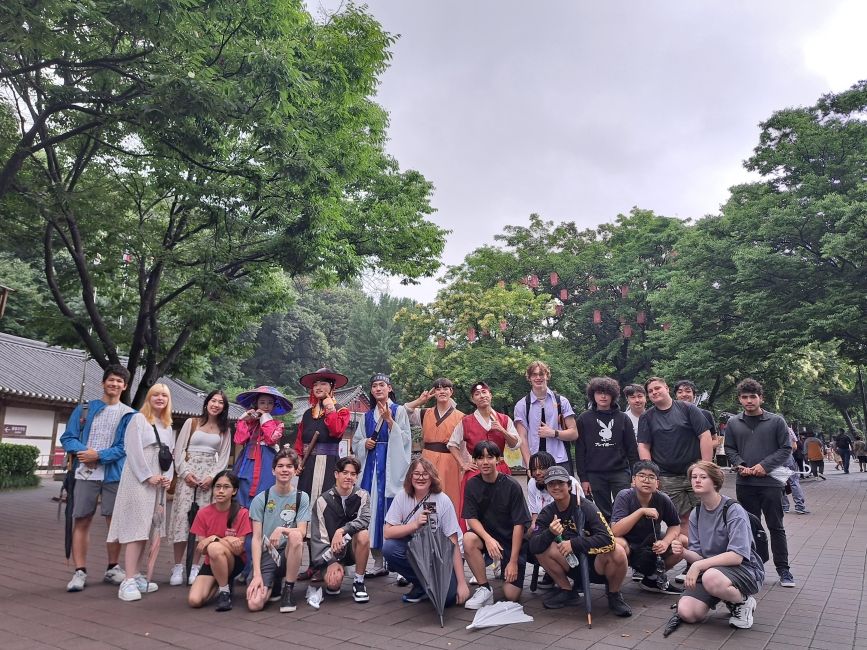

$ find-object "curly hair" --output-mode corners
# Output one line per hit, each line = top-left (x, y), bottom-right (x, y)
(736, 378), (763, 396)
(402, 457), (442, 495)
(586, 376), (621, 405)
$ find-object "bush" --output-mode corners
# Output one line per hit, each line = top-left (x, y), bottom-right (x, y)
(0, 443), (40, 489)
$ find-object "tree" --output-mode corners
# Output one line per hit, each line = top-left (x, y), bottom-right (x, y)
(0, 1), (446, 405)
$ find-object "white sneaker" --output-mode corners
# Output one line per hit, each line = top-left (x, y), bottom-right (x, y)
(728, 595), (756, 629)
(170, 564), (185, 586)
(188, 564), (200, 585)
(118, 578), (142, 602)
(464, 585), (494, 610)
(67, 569), (87, 592)
(103, 565), (126, 585)
(134, 574), (158, 593)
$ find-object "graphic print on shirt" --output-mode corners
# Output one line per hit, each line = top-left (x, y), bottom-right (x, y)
(596, 418), (614, 446)
(279, 505), (297, 526)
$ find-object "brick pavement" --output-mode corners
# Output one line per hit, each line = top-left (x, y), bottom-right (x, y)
(1, 470), (865, 649)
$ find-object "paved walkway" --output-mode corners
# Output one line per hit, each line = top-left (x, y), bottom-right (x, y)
(1, 470), (865, 649)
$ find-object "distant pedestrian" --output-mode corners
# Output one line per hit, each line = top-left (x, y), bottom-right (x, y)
(781, 427), (809, 515)
(853, 436), (867, 472)
(835, 430), (853, 474)
(804, 434), (826, 480)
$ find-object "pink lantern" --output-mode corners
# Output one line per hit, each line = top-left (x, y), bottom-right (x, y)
(550, 272), (559, 285)
(467, 327), (477, 342)
(555, 304), (563, 317)
(559, 288), (568, 301)
(436, 337), (445, 349)
(497, 280), (506, 289)
(593, 309), (602, 325)
(499, 319), (508, 332)
(662, 322), (671, 331)
(528, 274), (539, 289)
(620, 284), (629, 298)
(636, 310), (646, 325)
(623, 324), (633, 338)
(589, 277), (597, 293)
(482, 328), (490, 338)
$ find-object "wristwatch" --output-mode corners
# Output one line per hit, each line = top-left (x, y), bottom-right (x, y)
(554, 430), (560, 439)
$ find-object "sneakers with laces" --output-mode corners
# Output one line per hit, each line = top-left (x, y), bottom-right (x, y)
(103, 565), (126, 585)
(118, 578), (142, 602)
(169, 564), (185, 586)
(728, 595), (756, 629)
(639, 575), (683, 595)
(187, 564), (200, 585)
(279, 584), (297, 612)
(402, 585), (429, 603)
(794, 507), (810, 514)
(631, 570), (644, 582)
(543, 586), (579, 609)
(215, 590), (232, 612)
(606, 591), (633, 617)
(67, 569), (87, 592)
(352, 581), (369, 603)
(465, 585), (494, 610)
(779, 570), (796, 588)
(134, 574), (158, 593)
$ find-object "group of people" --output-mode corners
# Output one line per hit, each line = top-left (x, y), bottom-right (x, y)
(61, 360), (839, 634)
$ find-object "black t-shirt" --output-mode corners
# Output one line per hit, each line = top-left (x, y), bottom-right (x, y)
(637, 401), (709, 475)
(462, 473), (530, 544)
(610, 487), (680, 545)
(836, 434), (852, 451)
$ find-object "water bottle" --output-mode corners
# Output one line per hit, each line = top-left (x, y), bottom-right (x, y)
(555, 534), (580, 568)
(321, 533), (352, 562)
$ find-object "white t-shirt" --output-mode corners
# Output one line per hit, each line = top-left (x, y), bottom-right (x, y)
(76, 403), (125, 481)
(384, 490), (461, 540)
(527, 476), (584, 515)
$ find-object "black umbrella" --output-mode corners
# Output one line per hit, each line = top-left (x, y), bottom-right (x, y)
(61, 461), (76, 559)
(407, 517), (455, 627)
(185, 487), (200, 579)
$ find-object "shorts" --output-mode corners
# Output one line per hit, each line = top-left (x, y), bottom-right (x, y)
(259, 550), (287, 588)
(658, 474), (698, 516)
(683, 564), (761, 608)
(484, 540), (527, 589)
(627, 534), (673, 576)
(72, 480), (118, 518)
(200, 555), (244, 582)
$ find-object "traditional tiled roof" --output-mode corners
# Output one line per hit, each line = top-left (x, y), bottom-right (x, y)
(0, 333), (246, 418)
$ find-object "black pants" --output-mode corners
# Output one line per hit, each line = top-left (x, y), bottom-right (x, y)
(838, 449), (851, 473)
(586, 469), (631, 522)
(809, 459), (824, 477)
(736, 483), (789, 573)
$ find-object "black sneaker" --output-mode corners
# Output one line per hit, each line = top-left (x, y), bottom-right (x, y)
(537, 573), (555, 590)
(352, 581), (369, 603)
(279, 585), (296, 612)
(215, 590), (232, 612)
(543, 586), (579, 609)
(402, 585), (428, 603)
(639, 575), (683, 595)
(607, 591), (632, 617)
(269, 580), (283, 602)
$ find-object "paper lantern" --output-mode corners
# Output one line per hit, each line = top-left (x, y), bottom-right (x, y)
(559, 288), (568, 301)
(550, 272), (559, 285)
(636, 310), (646, 325)
(467, 327), (476, 342)
(499, 320), (508, 332)
(481, 329), (489, 338)
(623, 324), (633, 338)
(662, 322), (671, 331)
(436, 337), (445, 349)
(528, 274), (539, 288)
(593, 309), (602, 325)
(555, 304), (563, 317)
(620, 284), (629, 298)
(497, 280), (506, 289)
(588, 277), (597, 293)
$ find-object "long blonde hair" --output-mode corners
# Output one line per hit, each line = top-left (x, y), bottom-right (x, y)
(140, 383), (173, 428)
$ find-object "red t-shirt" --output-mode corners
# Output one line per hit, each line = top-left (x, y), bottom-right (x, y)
(190, 504), (253, 565)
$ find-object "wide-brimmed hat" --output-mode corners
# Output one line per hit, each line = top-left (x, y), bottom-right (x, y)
(235, 386), (293, 415)
(299, 368), (349, 390)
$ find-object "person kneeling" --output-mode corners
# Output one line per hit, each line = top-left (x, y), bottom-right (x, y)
(529, 466), (632, 616)
(611, 460), (685, 595)
(310, 456), (372, 603)
(462, 441), (531, 609)
(383, 458), (469, 606)
(671, 461), (765, 630)
(246, 449), (310, 613)
(188, 471), (252, 612)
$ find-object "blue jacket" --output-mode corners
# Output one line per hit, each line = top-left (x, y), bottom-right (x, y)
(60, 399), (136, 484)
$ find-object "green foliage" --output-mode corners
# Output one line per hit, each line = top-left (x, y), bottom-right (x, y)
(0, 443), (40, 489)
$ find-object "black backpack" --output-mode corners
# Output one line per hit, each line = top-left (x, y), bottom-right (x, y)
(694, 499), (769, 564)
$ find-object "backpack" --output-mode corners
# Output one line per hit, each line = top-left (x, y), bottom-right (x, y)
(694, 499), (769, 564)
(523, 392), (575, 474)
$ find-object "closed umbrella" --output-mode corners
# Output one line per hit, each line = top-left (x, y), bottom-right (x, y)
(407, 520), (455, 627)
(146, 487), (166, 582)
(184, 487), (200, 579)
(60, 462), (76, 559)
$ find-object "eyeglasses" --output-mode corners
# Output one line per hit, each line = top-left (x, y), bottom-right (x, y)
(412, 472), (431, 479)
(635, 473), (658, 482)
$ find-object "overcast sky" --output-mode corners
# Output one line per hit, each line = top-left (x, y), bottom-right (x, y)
(316, 1), (867, 303)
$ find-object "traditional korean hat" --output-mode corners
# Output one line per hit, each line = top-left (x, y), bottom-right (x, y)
(299, 367), (349, 390)
(235, 385), (293, 415)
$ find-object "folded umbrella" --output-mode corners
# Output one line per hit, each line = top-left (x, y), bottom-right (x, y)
(146, 487), (166, 582)
(407, 519), (455, 627)
(61, 462), (76, 560)
(466, 601), (534, 630)
(184, 487), (200, 579)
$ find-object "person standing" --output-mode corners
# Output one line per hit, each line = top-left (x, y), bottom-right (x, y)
(574, 376), (639, 522)
(781, 426), (809, 515)
(60, 364), (137, 592)
(352, 373), (411, 578)
(853, 435), (867, 472)
(623, 384), (647, 435)
(295, 368), (351, 581)
(513, 361), (578, 473)
(108, 384), (176, 601)
(403, 378), (465, 511)
(724, 378), (795, 588)
(835, 429), (853, 474)
(168, 390), (232, 586)
(804, 433), (826, 480)
(233, 386), (292, 507)
(673, 380), (717, 442)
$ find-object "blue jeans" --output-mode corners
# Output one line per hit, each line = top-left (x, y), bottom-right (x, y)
(382, 537), (458, 606)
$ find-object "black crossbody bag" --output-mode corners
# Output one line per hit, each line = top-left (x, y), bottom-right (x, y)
(152, 425), (174, 472)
